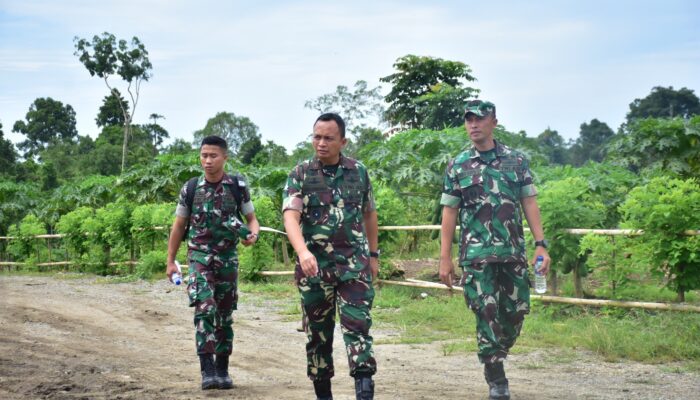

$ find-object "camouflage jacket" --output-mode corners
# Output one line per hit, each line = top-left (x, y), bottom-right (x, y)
(440, 140), (537, 266)
(282, 155), (376, 281)
(175, 174), (254, 262)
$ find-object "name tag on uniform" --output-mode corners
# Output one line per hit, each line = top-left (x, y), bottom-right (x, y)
(303, 175), (328, 192)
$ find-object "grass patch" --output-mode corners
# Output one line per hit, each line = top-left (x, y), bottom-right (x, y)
(240, 277), (297, 298)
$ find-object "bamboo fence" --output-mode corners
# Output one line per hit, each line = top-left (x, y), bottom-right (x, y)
(1, 225), (699, 312)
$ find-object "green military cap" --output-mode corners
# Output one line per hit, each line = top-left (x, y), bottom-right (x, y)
(464, 99), (496, 118)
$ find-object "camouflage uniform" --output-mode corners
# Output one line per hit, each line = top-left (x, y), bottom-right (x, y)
(283, 154), (377, 381)
(175, 174), (255, 356)
(440, 140), (537, 363)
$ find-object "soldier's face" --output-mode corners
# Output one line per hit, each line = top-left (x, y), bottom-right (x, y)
(200, 144), (227, 176)
(465, 114), (498, 146)
(312, 120), (346, 165)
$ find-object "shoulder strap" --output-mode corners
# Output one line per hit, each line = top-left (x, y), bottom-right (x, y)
(225, 173), (243, 207)
(185, 176), (199, 212)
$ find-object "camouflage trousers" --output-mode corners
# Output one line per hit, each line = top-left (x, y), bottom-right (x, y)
(295, 266), (376, 380)
(460, 261), (530, 364)
(187, 254), (239, 355)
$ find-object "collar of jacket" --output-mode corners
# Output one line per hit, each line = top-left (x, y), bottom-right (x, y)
(308, 153), (357, 170)
(467, 140), (508, 161)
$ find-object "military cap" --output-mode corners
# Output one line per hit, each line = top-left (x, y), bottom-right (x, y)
(464, 100), (496, 118)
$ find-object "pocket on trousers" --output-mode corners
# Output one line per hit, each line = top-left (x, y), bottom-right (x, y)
(187, 274), (197, 307)
(461, 270), (479, 312)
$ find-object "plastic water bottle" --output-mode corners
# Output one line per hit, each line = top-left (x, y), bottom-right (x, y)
(534, 255), (546, 294)
(172, 261), (183, 286)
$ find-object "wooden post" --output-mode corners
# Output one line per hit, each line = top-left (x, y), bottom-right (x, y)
(281, 237), (290, 265)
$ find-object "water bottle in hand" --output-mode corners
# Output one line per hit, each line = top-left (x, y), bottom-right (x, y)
(534, 255), (546, 294)
(172, 261), (183, 286)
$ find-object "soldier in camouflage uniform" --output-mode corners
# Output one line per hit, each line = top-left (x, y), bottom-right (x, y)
(283, 113), (379, 400)
(166, 135), (260, 390)
(439, 100), (551, 400)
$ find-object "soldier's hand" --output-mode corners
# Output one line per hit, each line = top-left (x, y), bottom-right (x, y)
(439, 257), (456, 288)
(299, 249), (318, 277)
(241, 233), (258, 247)
(166, 261), (179, 280)
(369, 257), (379, 281)
(532, 247), (551, 276)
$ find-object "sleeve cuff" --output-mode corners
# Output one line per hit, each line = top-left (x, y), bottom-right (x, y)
(282, 196), (304, 212)
(520, 184), (538, 198)
(440, 193), (461, 208)
(175, 204), (190, 218)
(241, 201), (255, 216)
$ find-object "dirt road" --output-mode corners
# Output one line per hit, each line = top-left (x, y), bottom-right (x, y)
(1, 275), (697, 399)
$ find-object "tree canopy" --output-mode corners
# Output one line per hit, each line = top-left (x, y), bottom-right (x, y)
(193, 112), (262, 156)
(380, 55), (478, 129)
(13, 97), (78, 159)
(304, 80), (385, 138)
(627, 86), (700, 122)
(74, 32), (153, 172)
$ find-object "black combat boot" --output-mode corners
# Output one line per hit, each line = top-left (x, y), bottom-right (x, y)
(484, 362), (510, 400)
(199, 354), (217, 390)
(215, 354), (233, 389)
(313, 378), (332, 400)
(354, 374), (374, 400)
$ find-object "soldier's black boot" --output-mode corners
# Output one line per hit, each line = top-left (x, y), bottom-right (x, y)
(199, 354), (217, 390)
(354, 373), (374, 400)
(484, 362), (510, 400)
(215, 354), (233, 389)
(313, 378), (332, 400)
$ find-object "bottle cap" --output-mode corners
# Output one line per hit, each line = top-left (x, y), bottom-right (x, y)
(536, 255), (544, 261)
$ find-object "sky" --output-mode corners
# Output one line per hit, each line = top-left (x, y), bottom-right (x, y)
(1, 0), (699, 152)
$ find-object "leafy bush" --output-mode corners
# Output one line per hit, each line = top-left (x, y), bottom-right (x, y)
(135, 249), (168, 279)
(131, 203), (173, 252)
(620, 177), (700, 301)
(56, 206), (94, 258)
(537, 177), (606, 296)
(7, 214), (45, 270)
(239, 195), (277, 280)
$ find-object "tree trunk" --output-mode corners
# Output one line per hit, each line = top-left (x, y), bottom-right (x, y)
(282, 237), (290, 265)
(121, 123), (129, 172)
(676, 288), (685, 303)
(549, 269), (558, 296)
(573, 263), (584, 298)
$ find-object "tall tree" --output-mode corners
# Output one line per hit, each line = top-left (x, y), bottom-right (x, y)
(569, 119), (614, 166)
(380, 55), (479, 128)
(252, 140), (289, 166)
(192, 112), (261, 156)
(74, 32), (153, 172)
(95, 89), (129, 127)
(143, 113), (169, 155)
(0, 121), (19, 176)
(238, 136), (263, 164)
(627, 86), (700, 123)
(536, 128), (569, 165)
(164, 138), (194, 155)
(608, 116), (700, 178)
(304, 80), (385, 138)
(13, 97), (78, 158)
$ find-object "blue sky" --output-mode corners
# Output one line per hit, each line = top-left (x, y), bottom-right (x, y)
(1, 0), (699, 151)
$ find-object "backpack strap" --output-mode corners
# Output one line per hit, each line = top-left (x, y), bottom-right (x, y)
(182, 176), (199, 242)
(225, 173), (245, 221)
(185, 176), (199, 212)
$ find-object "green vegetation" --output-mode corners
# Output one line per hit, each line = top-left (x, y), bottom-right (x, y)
(235, 281), (700, 368)
(2, 48), (700, 324)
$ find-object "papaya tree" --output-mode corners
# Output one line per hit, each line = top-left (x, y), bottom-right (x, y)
(537, 177), (606, 297)
(620, 177), (700, 302)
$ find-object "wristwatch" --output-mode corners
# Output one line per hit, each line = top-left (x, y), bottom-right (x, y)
(534, 240), (548, 249)
(369, 250), (381, 258)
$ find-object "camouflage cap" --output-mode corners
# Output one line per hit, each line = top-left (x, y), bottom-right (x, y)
(464, 100), (496, 118)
